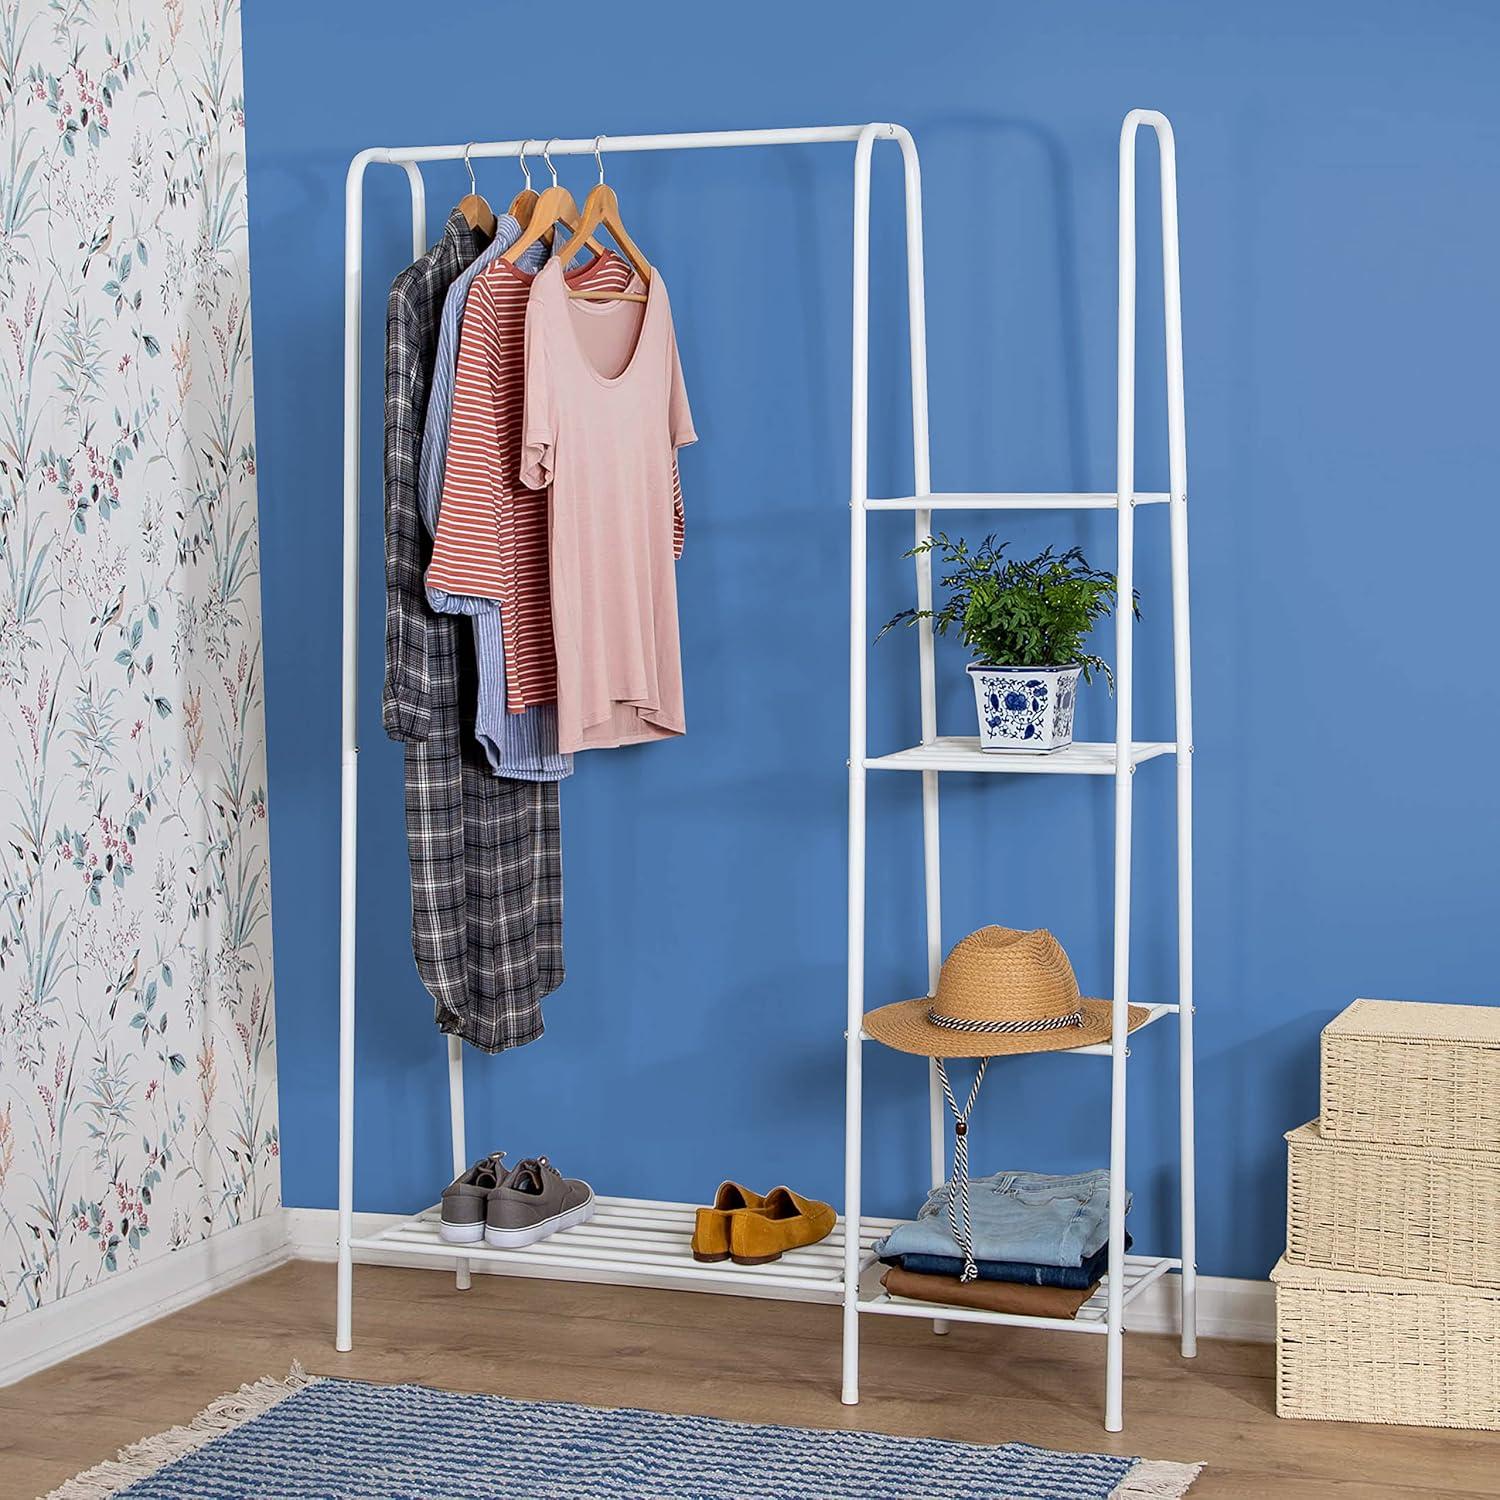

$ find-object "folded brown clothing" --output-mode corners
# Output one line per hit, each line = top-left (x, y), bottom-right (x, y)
(881, 1266), (1099, 1319)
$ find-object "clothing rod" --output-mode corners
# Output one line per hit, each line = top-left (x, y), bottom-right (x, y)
(357, 124), (905, 169)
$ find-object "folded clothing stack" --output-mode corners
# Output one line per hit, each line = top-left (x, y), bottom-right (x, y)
(872, 1169), (1130, 1319)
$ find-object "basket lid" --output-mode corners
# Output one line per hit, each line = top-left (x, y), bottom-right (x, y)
(1271, 1254), (1500, 1296)
(1283, 1117), (1500, 1162)
(1323, 998), (1500, 1046)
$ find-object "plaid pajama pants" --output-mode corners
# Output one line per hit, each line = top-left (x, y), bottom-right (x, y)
(405, 613), (563, 1052)
(386, 211), (563, 1052)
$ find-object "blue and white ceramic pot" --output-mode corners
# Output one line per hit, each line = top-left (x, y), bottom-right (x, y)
(967, 662), (1082, 752)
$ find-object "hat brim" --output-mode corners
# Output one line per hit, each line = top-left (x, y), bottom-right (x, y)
(863, 996), (1152, 1058)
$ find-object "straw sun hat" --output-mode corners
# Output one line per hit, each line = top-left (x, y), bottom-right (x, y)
(864, 925), (1150, 1058)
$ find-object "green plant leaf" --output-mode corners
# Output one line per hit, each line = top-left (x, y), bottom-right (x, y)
(879, 536), (1136, 683)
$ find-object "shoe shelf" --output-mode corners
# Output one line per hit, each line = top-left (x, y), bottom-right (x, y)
(858, 1255), (1181, 1334)
(857, 1002), (1178, 1058)
(350, 1195), (1179, 1333)
(349, 1195), (898, 1302)
(865, 738), (1176, 776)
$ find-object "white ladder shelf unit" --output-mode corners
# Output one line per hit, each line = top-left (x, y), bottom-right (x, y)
(336, 114), (1193, 1436)
(842, 108), (1195, 1433)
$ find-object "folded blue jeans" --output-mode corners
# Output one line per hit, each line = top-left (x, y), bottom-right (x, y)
(870, 1169), (1128, 1269)
(885, 1233), (1132, 1289)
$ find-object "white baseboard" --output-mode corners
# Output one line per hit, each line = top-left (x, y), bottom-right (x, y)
(0, 1213), (292, 1387)
(1126, 1263), (1275, 1343)
(283, 1206), (1275, 1343)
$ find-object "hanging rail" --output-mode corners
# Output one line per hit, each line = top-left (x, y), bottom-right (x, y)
(354, 124), (906, 168)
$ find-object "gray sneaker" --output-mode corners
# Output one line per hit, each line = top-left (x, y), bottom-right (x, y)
(440, 1152), (509, 1244)
(484, 1156), (595, 1249)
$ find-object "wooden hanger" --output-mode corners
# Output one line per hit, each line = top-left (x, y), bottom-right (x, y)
(507, 140), (539, 231)
(502, 141), (603, 267)
(557, 138), (650, 303)
(456, 142), (497, 239)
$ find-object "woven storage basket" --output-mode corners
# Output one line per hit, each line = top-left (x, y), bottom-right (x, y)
(1272, 1258), (1500, 1429)
(1285, 1121), (1500, 1288)
(1320, 998), (1500, 1151)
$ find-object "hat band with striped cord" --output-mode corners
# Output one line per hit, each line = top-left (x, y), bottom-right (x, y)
(927, 1006), (1084, 1035)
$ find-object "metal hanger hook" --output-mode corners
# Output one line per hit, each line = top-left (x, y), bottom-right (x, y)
(463, 141), (477, 195)
(593, 135), (606, 186)
(517, 140), (532, 192)
(542, 140), (559, 187)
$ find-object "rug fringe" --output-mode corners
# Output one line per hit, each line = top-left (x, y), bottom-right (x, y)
(42, 1363), (320, 1500)
(1111, 1457), (1206, 1499)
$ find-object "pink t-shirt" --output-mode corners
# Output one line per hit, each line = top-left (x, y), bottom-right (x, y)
(521, 258), (696, 754)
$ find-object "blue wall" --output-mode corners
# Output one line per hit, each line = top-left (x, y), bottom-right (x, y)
(245, 1), (1500, 1283)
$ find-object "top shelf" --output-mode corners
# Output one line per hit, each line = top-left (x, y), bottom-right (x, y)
(864, 492), (1171, 511)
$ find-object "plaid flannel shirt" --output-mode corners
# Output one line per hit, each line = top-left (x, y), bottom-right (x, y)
(383, 211), (481, 742)
(385, 211), (563, 1051)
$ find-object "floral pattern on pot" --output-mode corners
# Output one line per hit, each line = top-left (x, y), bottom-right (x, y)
(0, 0), (277, 1327)
(968, 664), (1082, 752)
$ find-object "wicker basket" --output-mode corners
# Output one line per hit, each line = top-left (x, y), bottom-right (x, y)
(1272, 1258), (1500, 1429)
(1285, 1121), (1500, 1288)
(1320, 998), (1500, 1152)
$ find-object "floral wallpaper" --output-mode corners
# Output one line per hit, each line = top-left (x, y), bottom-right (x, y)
(0, 0), (277, 1325)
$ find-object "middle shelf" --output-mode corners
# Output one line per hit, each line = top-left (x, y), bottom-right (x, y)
(865, 739), (1176, 776)
(858, 1002), (1179, 1057)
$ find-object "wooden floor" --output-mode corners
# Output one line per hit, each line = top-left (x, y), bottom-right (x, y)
(3, 1260), (1496, 1499)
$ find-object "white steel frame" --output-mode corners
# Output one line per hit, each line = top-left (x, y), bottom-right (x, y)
(337, 113), (1193, 1433)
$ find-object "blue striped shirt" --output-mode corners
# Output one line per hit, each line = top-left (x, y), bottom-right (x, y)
(419, 215), (570, 781)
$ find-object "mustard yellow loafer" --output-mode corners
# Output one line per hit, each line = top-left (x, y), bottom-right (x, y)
(728, 1185), (835, 1265)
(691, 1181), (766, 1263)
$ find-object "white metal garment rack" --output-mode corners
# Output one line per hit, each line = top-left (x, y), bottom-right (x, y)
(337, 114), (1194, 1433)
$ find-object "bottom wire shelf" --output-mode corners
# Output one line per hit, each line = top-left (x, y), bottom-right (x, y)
(858, 1253), (1181, 1334)
(349, 1194), (895, 1300)
(349, 1194), (1180, 1331)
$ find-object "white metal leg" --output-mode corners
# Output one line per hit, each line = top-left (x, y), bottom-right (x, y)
(335, 146), (373, 1355)
(925, 1055), (949, 1338)
(1104, 112), (1147, 1434)
(1104, 721), (1134, 1432)
(447, 1035), (472, 1291)
(336, 736), (357, 1354)
(842, 120), (935, 1399)
(1174, 702), (1196, 1360)
(1117, 109), (1196, 1363)
(903, 116), (945, 1344)
(1140, 109), (1197, 1359)
(339, 149), (463, 1346)
(841, 124), (881, 1408)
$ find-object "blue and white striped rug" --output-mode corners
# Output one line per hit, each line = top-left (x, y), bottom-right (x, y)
(46, 1369), (1202, 1500)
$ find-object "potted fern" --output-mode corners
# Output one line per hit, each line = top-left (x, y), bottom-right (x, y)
(881, 535), (1136, 753)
